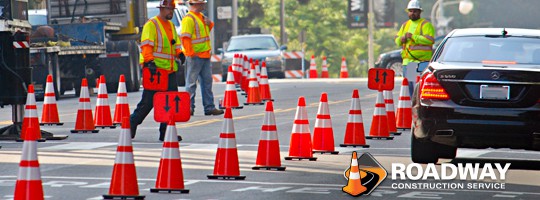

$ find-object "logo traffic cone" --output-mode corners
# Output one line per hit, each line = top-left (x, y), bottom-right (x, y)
(384, 90), (401, 136)
(244, 62), (264, 105)
(150, 117), (189, 193)
(312, 93), (338, 154)
(220, 65), (243, 109)
(71, 78), (99, 133)
(20, 85), (43, 141)
(207, 108), (246, 180)
(309, 55), (318, 79)
(40, 75), (63, 126)
(285, 97), (317, 161)
(396, 78), (412, 129)
(340, 57), (349, 78)
(94, 75), (116, 128)
(366, 90), (394, 140)
(342, 151), (367, 197)
(253, 101), (286, 171)
(14, 132), (44, 200)
(103, 117), (145, 199)
(259, 61), (274, 101)
(113, 75), (130, 125)
(321, 56), (329, 78)
(340, 89), (370, 148)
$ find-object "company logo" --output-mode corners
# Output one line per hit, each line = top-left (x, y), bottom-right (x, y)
(342, 152), (387, 197)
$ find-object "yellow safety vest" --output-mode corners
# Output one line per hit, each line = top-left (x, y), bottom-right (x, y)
(140, 16), (181, 71)
(395, 18), (435, 64)
(180, 11), (211, 53)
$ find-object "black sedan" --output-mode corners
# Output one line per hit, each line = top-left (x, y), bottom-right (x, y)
(411, 28), (540, 163)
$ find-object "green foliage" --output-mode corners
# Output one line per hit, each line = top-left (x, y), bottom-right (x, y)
(239, 0), (400, 77)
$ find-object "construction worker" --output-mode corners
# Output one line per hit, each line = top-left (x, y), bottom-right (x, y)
(396, 0), (435, 95)
(130, 0), (184, 141)
(181, 0), (224, 116)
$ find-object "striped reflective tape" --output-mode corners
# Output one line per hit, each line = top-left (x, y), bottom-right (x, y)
(291, 124), (310, 134)
(18, 167), (41, 180)
(161, 148), (180, 159)
(218, 138), (237, 149)
(13, 41), (29, 48)
(374, 103), (387, 116)
(259, 131), (278, 141)
(347, 114), (364, 123)
(315, 118), (332, 128)
(114, 152), (134, 164)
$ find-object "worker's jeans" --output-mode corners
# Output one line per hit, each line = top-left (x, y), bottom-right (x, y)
(130, 72), (178, 136)
(186, 56), (216, 113)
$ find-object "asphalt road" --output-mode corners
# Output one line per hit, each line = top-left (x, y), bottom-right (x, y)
(1, 78), (540, 200)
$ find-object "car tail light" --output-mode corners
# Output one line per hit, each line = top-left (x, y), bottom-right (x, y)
(420, 73), (450, 100)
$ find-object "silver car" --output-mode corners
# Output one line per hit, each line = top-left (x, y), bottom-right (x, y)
(220, 34), (287, 80)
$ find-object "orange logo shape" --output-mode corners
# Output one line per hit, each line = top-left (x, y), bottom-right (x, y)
(343, 152), (387, 197)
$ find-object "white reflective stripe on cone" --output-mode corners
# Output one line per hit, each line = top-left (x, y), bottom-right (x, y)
(96, 98), (108, 106)
(317, 103), (330, 115)
(114, 152), (135, 164)
(118, 131), (133, 146)
(98, 83), (107, 94)
(45, 82), (55, 93)
(24, 109), (38, 118)
(116, 96), (128, 104)
(221, 120), (235, 133)
(226, 82), (236, 90)
(347, 114), (363, 123)
(292, 124), (310, 134)
(161, 148), (180, 159)
(22, 141), (38, 160)
(397, 99), (412, 108)
(315, 117), (332, 128)
(264, 112), (276, 125)
(80, 87), (90, 98)
(165, 126), (179, 142)
(218, 138), (237, 149)
(374, 105), (386, 116)
(295, 107), (309, 120)
(349, 172), (360, 180)
(260, 131), (278, 141)
(44, 96), (56, 104)
(350, 99), (362, 110)
(26, 93), (36, 105)
(18, 167), (41, 180)
(79, 101), (92, 110)
(248, 80), (259, 87)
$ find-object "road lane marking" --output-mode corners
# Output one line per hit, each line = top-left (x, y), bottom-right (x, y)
(42, 142), (116, 150)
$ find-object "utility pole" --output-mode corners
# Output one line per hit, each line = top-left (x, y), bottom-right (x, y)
(232, 0), (238, 36)
(208, 0), (215, 54)
(280, 0), (285, 44)
(367, 0), (375, 69)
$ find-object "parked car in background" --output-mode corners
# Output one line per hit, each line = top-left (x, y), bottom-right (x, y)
(147, 1), (188, 86)
(375, 36), (443, 76)
(219, 34), (287, 81)
(411, 28), (540, 164)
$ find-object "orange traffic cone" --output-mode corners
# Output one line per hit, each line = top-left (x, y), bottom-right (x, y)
(233, 54), (242, 85)
(320, 56), (329, 78)
(340, 57), (349, 78)
(208, 108), (246, 180)
(94, 75), (116, 128)
(259, 61), (274, 101)
(396, 78), (412, 129)
(103, 117), (144, 199)
(244, 62), (264, 105)
(384, 90), (401, 136)
(252, 101), (286, 171)
(312, 93), (338, 154)
(255, 59), (261, 83)
(71, 78), (99, 133)
(20, 85), (44, 141)
(14, 131), (44, 200)
(340, 89), (369, 148)
(241, 56), (249, 93)
(285, 97), (317, 161)
(366, 90), (394, 140)
(150, 117), (189, 193)
(309, 55), (318, 79)
(220, 65), (243, 109)
(40, 75), (63, 126)
(113, 75), (130, 125)
(342, 151), (367, 197)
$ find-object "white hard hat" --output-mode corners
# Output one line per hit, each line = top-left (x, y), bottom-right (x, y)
(406, 0), (422, 11)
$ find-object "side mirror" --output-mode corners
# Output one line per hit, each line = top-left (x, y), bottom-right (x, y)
(280, 45), (287, 51)
(217, 48), (223, 54)
(417, 61), (429, 72)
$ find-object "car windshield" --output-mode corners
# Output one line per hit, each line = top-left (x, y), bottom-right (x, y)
(28, 14), (47, 25)
(147, 7), (180, 26)
(227, 37), (278, 52)
(437, 36), (540, 65)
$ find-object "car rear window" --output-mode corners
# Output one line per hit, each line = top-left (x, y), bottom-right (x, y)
(437, 36), (540, 65)
(227, 37), (278, 52)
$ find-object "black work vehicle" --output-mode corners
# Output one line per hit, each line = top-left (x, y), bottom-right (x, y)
(411, 28), (540, 163)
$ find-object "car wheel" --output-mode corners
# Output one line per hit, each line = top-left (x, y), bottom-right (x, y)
(386, 60), (403, 77)
(411, 127), (439, 164)
(437, 144), (457, 159)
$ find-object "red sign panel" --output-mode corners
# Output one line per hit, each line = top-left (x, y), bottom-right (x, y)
(153, 92), (191, 123)
(367, 68), (395, 90)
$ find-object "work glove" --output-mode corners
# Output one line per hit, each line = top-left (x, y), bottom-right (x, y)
(144, 61), (157, 75)
(178, 52), (186, 65)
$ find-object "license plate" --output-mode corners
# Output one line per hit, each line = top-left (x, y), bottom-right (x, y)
(480, 85), (509, 100)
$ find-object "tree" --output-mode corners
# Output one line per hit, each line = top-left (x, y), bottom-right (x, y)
(239, 0), (399, 77)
